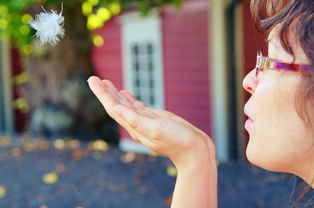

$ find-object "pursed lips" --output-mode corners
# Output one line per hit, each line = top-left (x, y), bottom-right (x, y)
(244, 106), (254, 121)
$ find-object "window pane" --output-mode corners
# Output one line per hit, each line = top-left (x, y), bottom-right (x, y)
(135, 79), (140, 87)
(130, 42), (158, 106)
(134, 62), (139, 72)
(132, 45), (139, 55)
(149, 79), (154, 88)
(150, 96), (155, 105)
(147, 43), (153, 55)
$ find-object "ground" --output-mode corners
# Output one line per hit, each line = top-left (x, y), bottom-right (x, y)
(0, 135), (312, 208)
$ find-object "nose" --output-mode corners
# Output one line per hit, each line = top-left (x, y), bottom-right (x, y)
(242, 69), (257, 95)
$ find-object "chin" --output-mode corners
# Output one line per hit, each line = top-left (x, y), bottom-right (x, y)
(245, 141), (285, 173)
(246, 144), (261, 166)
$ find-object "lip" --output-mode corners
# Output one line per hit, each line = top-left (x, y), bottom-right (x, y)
(245, 118), (254, 128)
(244, 107), (254, 130)
(244, 108), (254, 121)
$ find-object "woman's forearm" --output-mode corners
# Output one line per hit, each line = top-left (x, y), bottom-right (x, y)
(171, 151), (218, 208)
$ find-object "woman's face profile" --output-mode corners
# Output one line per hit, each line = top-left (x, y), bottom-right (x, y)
(242, 25), (314, 183)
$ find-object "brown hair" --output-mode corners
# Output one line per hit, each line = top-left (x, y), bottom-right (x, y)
(250, 0), (314, 133)
(250, 0), (314, 206)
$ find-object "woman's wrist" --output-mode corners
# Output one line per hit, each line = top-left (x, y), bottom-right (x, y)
(170, 140), (218, 208)
(173, 136), (217, 172)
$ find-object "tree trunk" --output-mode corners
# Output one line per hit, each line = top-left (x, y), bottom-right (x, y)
(19, 2), (119, 144)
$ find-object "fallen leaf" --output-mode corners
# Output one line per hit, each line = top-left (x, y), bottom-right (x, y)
(66, 139), (80, 149)
(133, 154), (145, 164)
(72, 149), (84, 160)
(23, 142), (36, 152)
(54, 139), (65, 150)
(121, 152), (136, 163)
(38, 139), (49, 151)
(91, 139), (109, 152)
(0, 136), (11, 147)
(164, 194), (173, 206)
(56, 164), (66, 173)
(92, 151), (103, 160)
(11, 148), (22, 157)
(0, 185), (6, 198)
(166, 165), (177, 177)
(43, 172), (59, 184)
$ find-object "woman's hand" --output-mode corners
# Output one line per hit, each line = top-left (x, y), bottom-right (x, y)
(87, 76), (216, 167)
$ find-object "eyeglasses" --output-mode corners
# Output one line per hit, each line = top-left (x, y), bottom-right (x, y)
(255, 51), (313, 80)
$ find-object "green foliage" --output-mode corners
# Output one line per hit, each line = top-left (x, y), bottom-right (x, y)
(0, 0), (182, 54)
(0, 0), (34, 52)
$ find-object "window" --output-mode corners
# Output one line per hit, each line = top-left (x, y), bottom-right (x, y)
(120, 11), (164, 109)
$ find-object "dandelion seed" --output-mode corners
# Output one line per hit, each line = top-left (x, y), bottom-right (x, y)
(30, 3), (65, 46)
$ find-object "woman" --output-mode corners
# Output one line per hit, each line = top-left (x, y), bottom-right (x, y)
(88, 0), (313, 207)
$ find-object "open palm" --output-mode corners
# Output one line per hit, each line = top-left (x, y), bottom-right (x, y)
(88, 76), (214, 165)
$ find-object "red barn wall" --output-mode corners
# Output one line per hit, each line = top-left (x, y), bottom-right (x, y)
(243, 1), (267, 77)
(162, 0), (212, 136)
(91, 16), (130, 140)
(92, 0), (212, 142)
(242, 1), (267, 146)
(92, 17), (123, 89)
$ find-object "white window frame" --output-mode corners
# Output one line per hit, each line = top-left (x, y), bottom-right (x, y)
(120, 11), (165, 110)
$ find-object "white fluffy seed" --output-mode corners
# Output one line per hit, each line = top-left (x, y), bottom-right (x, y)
(30, 4), (65, 46)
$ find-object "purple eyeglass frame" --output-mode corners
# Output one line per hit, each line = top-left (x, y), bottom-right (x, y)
(255, 51), (313, 77)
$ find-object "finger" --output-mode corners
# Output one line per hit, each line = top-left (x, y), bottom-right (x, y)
(102, 79), (123, 100)
(119, 90), (158, 118)
(102, 79), (119, 91)
(99, 79), (125, 102)
(119, 90), (144, 104)
(151, 109), (201, 135)
(152, 108), (193, 127)
(107, 87), (137, 110)
(122, 123), (140, 142)
(101, 79), (140, 111)
(89, 77), (136, 114)
(88, 77), (133, 127)
(109, 106), (152, 146)
(101, 79), (130, 103)
(89, 77), (151, 145)
(88, 76), (120, 110)
(118, 90), (156, 118)
(126, 126), (152, 146)
(151, 108), (176, 119)
(118, 90), (176, 121)
(115, 104), (159, 140)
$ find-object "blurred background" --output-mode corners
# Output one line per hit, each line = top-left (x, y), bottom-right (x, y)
(0, 0), (307, 207)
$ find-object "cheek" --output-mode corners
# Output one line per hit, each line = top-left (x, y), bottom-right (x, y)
(246, 76), (310, 172)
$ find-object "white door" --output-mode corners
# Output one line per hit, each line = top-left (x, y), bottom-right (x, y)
(120, 11), (164, 109)
(119, 11), (165, 154)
